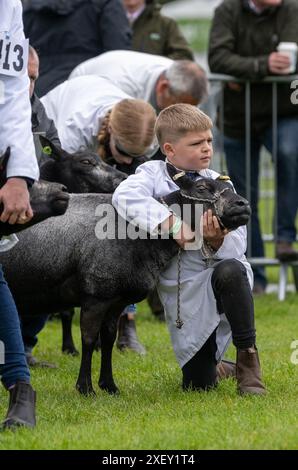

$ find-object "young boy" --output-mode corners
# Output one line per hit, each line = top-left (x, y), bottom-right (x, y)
(112, 104), (266, 395)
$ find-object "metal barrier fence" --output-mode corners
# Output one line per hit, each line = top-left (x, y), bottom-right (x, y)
(206, 73), (298, 259)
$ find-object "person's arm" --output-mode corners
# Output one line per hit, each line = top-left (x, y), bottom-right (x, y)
(94, 0), (132, 51)
(1, 1), (39, 181)
(0, 0), (39, 224)
(208, 3), (269, 79)
(163, 18), (194, 61)
(112, 162), (172, 234)
(112, 162), (195, 246)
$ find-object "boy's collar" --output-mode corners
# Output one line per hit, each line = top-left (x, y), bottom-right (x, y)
(165, 160), (203, 182)
(165, 158), (203, 175)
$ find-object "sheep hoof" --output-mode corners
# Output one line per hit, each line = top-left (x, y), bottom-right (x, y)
(76, 382), (96, 396)
(63, 346), (79, 356)
(98, 381), (119, 395)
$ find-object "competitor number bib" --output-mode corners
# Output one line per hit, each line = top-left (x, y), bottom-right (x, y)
(0, 34), (28, 77)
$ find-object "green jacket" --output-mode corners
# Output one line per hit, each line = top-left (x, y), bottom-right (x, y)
(131, 1), (194, 61)
(208, 0), (298, 138)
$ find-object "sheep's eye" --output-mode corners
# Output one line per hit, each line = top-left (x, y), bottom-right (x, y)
(81, 159), (92, 165)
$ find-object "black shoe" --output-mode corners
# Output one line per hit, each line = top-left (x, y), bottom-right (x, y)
(252, 283), (266, 296)
(116, 315), (146, 355)
(1, 382), (36, 430)
(276, 242), (298, 262)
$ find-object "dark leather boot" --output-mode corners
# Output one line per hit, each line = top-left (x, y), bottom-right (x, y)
(216, 359), (236, 381)
(1, 381), (36, 430)
(276, 241), (298, 262)
(116, 314), (146, 355)
(236, 346), (266, 395)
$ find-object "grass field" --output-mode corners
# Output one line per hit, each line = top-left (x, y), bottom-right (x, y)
(1, 16), (298, 451)
(1, 296), (297, 450)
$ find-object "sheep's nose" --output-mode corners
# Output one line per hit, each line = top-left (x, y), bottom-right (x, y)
(235, 199), (249, 207)
(60, 185), (68, 192)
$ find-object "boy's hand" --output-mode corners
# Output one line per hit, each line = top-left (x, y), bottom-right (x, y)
(174, 220), (196, 249)
(202, 209), (228, 251)
(160, 215), (195, 249)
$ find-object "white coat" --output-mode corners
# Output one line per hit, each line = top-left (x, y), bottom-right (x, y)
(69, 50), (172, 107)
(0, 0), (39, 180)
(41, 76), (132, 153)
(112, 160), (253, 368)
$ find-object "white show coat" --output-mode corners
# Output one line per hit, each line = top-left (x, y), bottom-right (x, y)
(112, 160), (253, 368)
(41, 76), (133, 153)
(69, 50), (172, 106)
(0, 0), (39, 180)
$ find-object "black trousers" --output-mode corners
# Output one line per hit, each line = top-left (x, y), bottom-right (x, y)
(182, 259), (255, 391)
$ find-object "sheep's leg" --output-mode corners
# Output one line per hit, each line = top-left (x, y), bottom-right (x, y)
(98, 306), (125, 395)
(76, 298), (109, 396)
(61, 308), (79, 355)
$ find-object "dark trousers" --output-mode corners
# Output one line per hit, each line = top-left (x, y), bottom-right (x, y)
(182, 259), (255, 391)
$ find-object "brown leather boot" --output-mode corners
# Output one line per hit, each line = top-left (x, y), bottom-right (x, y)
(116, 314), (146, 355)
(236, 346), (266, 395)
(1, 382), (36, 430)
(216, 359), (236, 381)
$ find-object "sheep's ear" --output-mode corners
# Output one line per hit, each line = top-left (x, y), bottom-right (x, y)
(166, 162), (194, 190)
(39, 135), (64, 162)
(0, 147), (10, 174)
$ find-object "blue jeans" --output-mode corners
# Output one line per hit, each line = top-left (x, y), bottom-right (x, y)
(224, 117), (298, 287)
(0, 265), (30, 389)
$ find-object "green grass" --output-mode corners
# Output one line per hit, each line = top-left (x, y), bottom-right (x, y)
(1, 299), (298, 450)
(178, 19), (211, 53)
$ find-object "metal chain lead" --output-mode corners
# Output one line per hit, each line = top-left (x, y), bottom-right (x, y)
(176, 247), (184, 329)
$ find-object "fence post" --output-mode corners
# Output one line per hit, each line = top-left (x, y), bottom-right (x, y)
(272, 81), (278, 246)
(245, 80), (252, 257)
(0, 340), (4, 365)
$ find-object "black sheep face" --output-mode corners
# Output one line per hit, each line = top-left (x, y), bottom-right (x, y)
(39, 136), (127, 194)
(0, 148), (69, 236)
(166, 164), (251, 231)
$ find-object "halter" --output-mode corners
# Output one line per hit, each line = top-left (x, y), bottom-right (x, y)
(159, 185), (231, 329)
(160, 184), (231, 234)
(180, 186), (231, 230)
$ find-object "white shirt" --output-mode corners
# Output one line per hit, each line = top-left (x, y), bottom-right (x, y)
(0, 0), (39, 180)
(41, 76), (132, 153)
(69, 50), (172, 106)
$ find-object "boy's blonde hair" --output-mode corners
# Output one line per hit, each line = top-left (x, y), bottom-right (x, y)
(154, 104), (213, 151)
(98, 99), (156, 161)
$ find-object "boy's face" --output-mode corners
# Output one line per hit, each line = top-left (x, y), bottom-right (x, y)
(163, 130), (213, 171)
